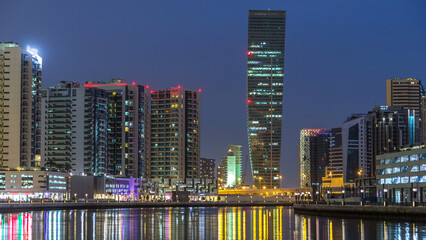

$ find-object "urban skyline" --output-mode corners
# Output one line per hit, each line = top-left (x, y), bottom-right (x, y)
(1, 1), (425, 188)
(1, 2), (426, 239)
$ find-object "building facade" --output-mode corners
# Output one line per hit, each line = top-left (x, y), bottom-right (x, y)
(0, 43), (42, 169)
(341, 114), (372, 182)
(199, 158), (215, 179)
(220, 145), (242, 188)
(0, 170), (70, 201)
(386, 78), (422, 119)
(149, 86), (200, 179)
(247, 10), (286, 189)
(376, 146), (426, 203)
(40, 82), (108, 175)
(369, 106), (419, 175)
(387, 78), (423, 145)
(298, 129), (330, 188)
(322, 128), (344, 188)
(84, 79), (150, 178)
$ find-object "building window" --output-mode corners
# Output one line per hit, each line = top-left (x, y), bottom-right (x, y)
(410, 154), (419, 161)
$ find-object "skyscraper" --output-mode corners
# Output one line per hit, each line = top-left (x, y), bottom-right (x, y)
(386, 78), (422, 144)
(369, 106), (419, 175)
(386, 78), (422, 118)
(298, 129), (330, 188)
(40, 82), (108, 175)
(341, 114), (371, 182)
(0, 42), (42, 169)
(322, 128), (344, 188)
(247, 10), (286, 189)
(149, 86), (200, 179)
(220, 145), (242, 188)
(84, 79), (150, 178)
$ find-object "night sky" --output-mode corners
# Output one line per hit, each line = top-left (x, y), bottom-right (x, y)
(1, 0), (425, 187)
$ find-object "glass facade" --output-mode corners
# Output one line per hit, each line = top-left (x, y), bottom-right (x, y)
(247, 10), (286, 189)
(376, 148), (426, 203)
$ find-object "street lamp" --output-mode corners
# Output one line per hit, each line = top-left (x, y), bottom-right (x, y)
(259, 177), (263, 189)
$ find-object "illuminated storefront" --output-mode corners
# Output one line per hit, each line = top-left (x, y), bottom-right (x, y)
(0, 170), (70, 201)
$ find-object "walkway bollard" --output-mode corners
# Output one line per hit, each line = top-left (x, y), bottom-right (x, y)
(383, 201), (387, 207)
(360, 201), (363, 206)
(341, 201), (345, 206)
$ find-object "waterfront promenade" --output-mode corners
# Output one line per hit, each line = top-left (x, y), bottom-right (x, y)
(294, 202), (426, 219)
(0, 199), (293, 212)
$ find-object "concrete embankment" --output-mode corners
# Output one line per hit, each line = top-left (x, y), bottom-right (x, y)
(0, 201), (293, 213)
(294, 204), (426, 219)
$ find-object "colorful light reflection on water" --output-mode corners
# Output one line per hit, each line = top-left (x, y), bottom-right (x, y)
(0, 207), (424, 239)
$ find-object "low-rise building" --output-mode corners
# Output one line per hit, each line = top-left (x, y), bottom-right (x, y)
(71, 175), (140, 201)
(376, 146), (426, 203)
(0, 170), (70, 201)
(140, 178), (218, 202)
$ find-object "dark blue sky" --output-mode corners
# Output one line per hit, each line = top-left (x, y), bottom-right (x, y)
(1, 0), (425, 187)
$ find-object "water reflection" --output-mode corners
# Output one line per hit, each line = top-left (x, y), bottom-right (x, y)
(294, 214), (426, 240)
(0, 207), (424, 239)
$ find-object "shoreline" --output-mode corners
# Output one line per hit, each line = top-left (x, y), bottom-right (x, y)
(294, 203), (426, 220)
(0, 201), (294, 213)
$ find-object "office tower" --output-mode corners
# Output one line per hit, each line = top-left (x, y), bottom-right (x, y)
(199, 158), (215, 179)
(298, 129), (330, 188)
(322, 128), (344, 188)
(40, 82), (108, 175)
(386, 78), (422, 119)
(247, 10), (286, 189)
(369, 106), (419, 175)
(0, 42), (42, 169)
(341, 114), (372, 182)
(220, 145), (242, 187)
(149, 86), (200, 179)
(84, 79), (150, 178)
(387, 78), (422, 144)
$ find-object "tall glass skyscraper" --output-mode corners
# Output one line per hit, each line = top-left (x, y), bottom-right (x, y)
(247, 10), (286, 189)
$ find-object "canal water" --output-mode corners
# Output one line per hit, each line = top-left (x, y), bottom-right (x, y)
(0, 206), (424, 239)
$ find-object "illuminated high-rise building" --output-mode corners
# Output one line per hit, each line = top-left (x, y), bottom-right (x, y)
(40, 82), (108, 175)
(341, 114), (371, 182)
(386, 78), (422, 118)
(298, 129), (330, 188)
(84, 79), (150, 178)
(0, 42), (42, 169)
(220, 145), (242, 187)
(149, 86), (200, 179)
(369, 106), (419, 175)
(386, 78), (422, 144)
(247, 10), (286, 189)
